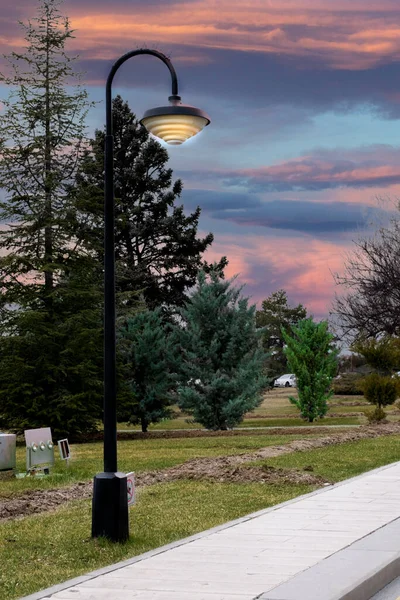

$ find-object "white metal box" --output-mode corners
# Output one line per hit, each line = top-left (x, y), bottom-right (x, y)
(25, 427), (54, 471)
(0, 433), (17, 470)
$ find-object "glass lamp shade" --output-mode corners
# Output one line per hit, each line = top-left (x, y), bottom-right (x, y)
(140, 96), (210, 145)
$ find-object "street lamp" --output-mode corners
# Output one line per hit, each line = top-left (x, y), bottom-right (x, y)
(92, 49), (210, 542)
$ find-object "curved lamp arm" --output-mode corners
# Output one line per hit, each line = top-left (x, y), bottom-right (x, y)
(106, 49), (178, 135)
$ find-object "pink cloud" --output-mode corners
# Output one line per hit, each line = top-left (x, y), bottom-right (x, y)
(203, 233), (347, 317)
(216, 145), (400, 192)
(2, 2), (400, 70)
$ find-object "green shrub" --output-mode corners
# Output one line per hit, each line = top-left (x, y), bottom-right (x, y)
(332, 373), (364, 395)
(366, 406), (387, 423)
(361, 373), (397, 409)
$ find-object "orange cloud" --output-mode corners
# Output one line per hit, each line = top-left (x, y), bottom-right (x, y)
(55, 2), (400, 71)
(1, 2), (399, 71)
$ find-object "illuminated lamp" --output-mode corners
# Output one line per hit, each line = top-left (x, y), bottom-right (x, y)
(141, 95), (210, 145)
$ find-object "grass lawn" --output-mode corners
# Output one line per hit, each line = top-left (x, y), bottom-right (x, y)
(1, 434), (315, 499)
(262, 434), (400, 481)
(238, 417), (360, 427)
(2, 431), (400, 598)
(116, 389), (380, 431)
(117, 415), (361, 430)
(3, 429), (400, 598)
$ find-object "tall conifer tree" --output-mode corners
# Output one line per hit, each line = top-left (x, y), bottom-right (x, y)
(256, 290), (307, 378)
(72, 96), (227, 311)
(176, 271), (268, 430)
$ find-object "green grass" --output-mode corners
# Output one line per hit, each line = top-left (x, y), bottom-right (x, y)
(115, 393), (373, 431)
(117, 418), (199, 430)
(261, 435), (400, 481)
(327, 404), (368, 413)
(238, 417), (361, 427)
(118, 415), (362, 431)
(1, 434), (314, 499)
(0, 480), (313, 600)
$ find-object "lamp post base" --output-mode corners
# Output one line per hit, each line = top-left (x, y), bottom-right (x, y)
(92, 472), (129, 542)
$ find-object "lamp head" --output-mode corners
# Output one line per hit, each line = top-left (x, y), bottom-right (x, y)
(140, 95), (210, 146)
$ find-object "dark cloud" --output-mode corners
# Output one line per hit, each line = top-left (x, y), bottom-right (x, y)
(182, 189), (262, 211)
(195, 146), (400, 192)
(193, 193), (385, 234)
(72, 46), (400, 119)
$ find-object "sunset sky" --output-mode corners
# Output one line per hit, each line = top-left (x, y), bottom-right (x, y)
(1, 0), (400, 319)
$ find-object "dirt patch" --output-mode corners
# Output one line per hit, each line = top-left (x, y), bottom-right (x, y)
(75, 427), (354, 442)
(138, 459), (330, 487)
(2, 422), (400, 522)
(0, 482), (92, 521)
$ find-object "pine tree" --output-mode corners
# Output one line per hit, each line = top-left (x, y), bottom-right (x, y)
(176, 271), (268, 430)
(282, 318), (338, 422)
(72, 95), (227, 311)
(0, 0), (92, 315)
(118, 309), (177, 432)
(256, 290), (307, 379)
(0, 263), (103, 438)
(0, 0), (101, 436)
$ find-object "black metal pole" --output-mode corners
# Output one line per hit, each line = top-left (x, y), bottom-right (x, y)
(92, 49), (179, 542)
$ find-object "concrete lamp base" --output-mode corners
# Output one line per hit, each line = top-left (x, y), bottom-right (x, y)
(92, 472), (129, 542)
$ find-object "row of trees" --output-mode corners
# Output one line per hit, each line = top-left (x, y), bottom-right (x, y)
(120, 272), (268, 433)
(1, 0), (381, 435)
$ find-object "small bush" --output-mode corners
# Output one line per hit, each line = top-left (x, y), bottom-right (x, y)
(366, 406), (387, 423)
(361, 373), (397, 409)
(332, 373), (364, 395)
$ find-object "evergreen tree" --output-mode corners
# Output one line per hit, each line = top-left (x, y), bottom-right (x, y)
(72, 95), (227, 311)
(0, 263), (103, 438)
(283, 318), (338, 422)
(176, 271), (268, 430)
(256, 290), (307, 379)
(118, 309), (177, 432)
(0, 0), (101, 435)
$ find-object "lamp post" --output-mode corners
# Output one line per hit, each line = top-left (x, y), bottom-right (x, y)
(92, 49), (210, 542)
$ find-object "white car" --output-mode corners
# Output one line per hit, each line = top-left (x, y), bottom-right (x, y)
(274, 373), (297, 388)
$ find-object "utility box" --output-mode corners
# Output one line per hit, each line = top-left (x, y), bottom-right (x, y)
(0, 434), (17, 471)
(25, 428), (54, 473)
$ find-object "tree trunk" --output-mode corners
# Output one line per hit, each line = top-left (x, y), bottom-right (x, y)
(44, 16), (53, 296)
(141, 417), (148, 433)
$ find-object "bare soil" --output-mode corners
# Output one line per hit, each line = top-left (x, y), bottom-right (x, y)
(77, 427), (354, 442)
(2, 422), (400, 523)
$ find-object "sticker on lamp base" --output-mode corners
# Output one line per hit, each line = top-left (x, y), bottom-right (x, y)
(127, 472), (136, 507)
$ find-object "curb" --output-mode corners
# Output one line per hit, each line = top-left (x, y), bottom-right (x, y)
(258, 517), (400, 600)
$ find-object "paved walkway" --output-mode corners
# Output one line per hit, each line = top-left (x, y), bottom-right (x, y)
(24, 462), (400, 600)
